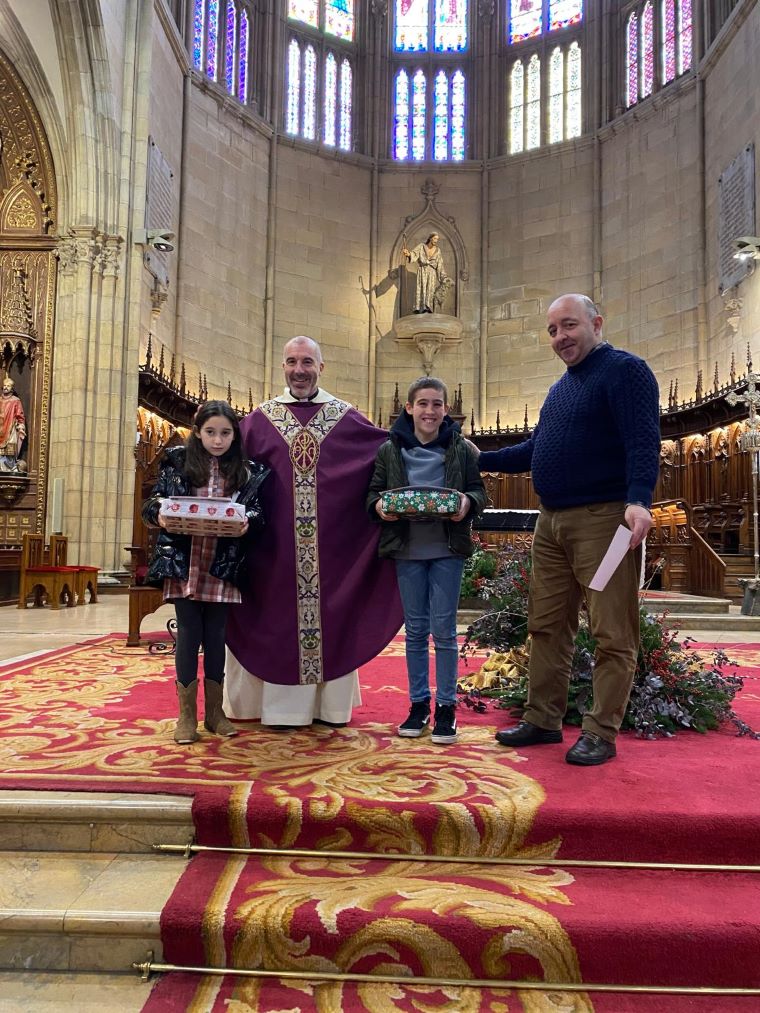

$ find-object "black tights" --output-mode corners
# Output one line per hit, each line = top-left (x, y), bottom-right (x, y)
(173, 598), (229, 686)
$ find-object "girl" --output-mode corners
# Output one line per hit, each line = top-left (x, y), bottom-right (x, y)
(142, 401), (269, 744)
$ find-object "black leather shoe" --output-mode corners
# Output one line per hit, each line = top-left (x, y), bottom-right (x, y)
(495, 720), (563, 747)
(565, 731), (616, 766)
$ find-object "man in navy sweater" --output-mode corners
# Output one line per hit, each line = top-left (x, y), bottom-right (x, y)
(477, 294), (660, 765)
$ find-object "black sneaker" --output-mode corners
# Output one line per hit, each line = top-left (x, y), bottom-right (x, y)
(398, 700), (431, 737)
(431, 703), (458, 745)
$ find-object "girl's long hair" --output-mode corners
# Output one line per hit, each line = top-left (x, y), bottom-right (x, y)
(184, 400), (248, 491)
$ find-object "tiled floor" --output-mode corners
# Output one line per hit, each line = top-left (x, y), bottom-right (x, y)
(0, 596), (175, 665)
(1, 594), (757, 669)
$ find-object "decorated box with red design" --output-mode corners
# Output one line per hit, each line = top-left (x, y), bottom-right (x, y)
(160, 497), (247, 536)
(381, 486), (461, 518)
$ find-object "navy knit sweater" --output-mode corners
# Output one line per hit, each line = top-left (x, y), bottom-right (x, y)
(479, 343), (661, 509)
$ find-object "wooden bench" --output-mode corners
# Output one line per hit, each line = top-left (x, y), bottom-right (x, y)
(49, 535), (99, 604)
(17, 533), (78, 609)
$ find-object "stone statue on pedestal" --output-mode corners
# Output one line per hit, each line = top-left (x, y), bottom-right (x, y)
(402, 233), (453, 314)
(0, 377), (28, 474)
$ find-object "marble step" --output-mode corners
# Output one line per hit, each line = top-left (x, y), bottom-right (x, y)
(0, 849), (185, 973)
(665, 613), (760, 631)
(0, 969), (154, 1011)
(0, 791), (193, 853)
(642, 595), (731, 614)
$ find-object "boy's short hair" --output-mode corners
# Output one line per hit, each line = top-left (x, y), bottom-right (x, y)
(406, 376), (449, 405)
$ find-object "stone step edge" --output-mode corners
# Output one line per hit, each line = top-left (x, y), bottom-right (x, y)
(0, 791), (193, 824)
(666, 614), (760, 629)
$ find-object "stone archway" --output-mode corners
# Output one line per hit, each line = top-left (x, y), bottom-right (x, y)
(0, 48), (58, 554)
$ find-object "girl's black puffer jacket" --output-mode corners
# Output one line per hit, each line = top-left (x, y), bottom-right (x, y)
(142, 446), (269, 590)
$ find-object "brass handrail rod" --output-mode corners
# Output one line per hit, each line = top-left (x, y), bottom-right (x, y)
(152, 842), (760, 874)
(131, 952), (760, 995)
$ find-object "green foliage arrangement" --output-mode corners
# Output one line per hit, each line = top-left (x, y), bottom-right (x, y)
(459, 535), (498, 600)
(459, 543), (758, 739)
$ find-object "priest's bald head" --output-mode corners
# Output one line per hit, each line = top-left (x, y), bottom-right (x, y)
(283, 336), (324, 399)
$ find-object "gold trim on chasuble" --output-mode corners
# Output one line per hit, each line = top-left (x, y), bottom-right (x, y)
(260, 399), (352, 685)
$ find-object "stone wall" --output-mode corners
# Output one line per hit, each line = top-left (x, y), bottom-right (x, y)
(3, 0), (760, 571)
(704, 2), (760, 377)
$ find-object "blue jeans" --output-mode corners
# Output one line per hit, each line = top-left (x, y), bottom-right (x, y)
(395, 556), (465, 707)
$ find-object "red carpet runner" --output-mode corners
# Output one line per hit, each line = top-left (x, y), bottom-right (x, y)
(1, 635), (759, 1010)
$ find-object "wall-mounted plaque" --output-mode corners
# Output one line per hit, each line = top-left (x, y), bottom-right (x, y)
(718, 144), (755, 294)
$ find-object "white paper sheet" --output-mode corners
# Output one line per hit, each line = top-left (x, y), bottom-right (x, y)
(588, 524), (633, 592)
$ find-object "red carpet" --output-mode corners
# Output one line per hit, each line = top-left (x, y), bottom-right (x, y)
(1, 634), (759, 1009)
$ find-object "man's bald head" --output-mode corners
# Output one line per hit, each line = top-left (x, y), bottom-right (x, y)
(546, 294), (604, 368)
(283, 336), (325, 399)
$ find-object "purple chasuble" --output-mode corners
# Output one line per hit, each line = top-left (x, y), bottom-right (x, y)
(226, 399), (403, 685)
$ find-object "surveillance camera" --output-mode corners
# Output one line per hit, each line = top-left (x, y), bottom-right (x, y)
(134, 228), (175, 253)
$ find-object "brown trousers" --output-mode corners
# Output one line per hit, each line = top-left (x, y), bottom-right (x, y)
(524, 502), (641, 742)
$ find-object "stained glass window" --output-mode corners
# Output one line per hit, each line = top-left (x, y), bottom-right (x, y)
(225, 1), (236, 94)
(549, 47), (563, 143)
(339, 59), (352, 149)
(287, 39), (301, 134)
(509, 60), (524, 154)
(303, 46), (317, 139)
(324, 53), (338, 145)
(193, 0), (205, 69)
(526, 54), (540, 149)
(393, 0), (469, 161)
(642, 2), (654, 97)
(238, 9), (249, 101)
(412, 69), (427, 160)
(434, 70), (449, 159)
(206, 0), (219, 78)
(549, 0), (582, 32)
(289, 0), (319, 28)
(509, 0), (542, 43)
(395, 70), (411, 159)
(662, 0), (676, 82)
(626, 12), (638, 106)
(678, 0), (692, 73)
(396, 0), (429, 51)
(326, 0), (354, 40)
(566, 42), (581, 138)
(451, 69), (465, 160)
(434, 0), (467, 52)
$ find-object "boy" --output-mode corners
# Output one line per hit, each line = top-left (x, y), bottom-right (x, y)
(367, 378), (487, 744)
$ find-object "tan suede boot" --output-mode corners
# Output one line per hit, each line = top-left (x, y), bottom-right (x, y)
(204, 679), (238, 737)
(174, 680), (200, 744)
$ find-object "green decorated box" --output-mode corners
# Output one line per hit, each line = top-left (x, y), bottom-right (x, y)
(381, 486), (460, 518)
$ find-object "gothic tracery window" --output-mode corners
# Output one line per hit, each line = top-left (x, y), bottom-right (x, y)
(193, 0), (254, 104)
(506, 0), (583, 154)
(624, 0), (692, 108)
(392, 0), (470, 161)
(286, 0), (354, 149)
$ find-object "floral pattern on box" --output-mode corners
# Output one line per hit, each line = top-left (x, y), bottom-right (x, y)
(160, 497), (247, 536)
(381, 486), (461, 517)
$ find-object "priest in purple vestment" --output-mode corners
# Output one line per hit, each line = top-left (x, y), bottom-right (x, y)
(224, 336), (404, 726)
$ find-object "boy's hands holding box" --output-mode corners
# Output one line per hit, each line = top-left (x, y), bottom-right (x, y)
(378, 487), (467, 521)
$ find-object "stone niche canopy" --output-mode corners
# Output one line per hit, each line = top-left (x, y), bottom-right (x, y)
(393, 313), (463, 375)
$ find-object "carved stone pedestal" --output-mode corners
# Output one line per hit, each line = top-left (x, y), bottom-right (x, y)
(393, 313), (463, 375)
